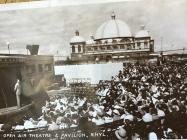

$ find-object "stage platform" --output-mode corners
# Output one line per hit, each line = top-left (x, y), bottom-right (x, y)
(0, 102), (34, 117)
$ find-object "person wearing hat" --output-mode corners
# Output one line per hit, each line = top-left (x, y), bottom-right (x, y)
(123, 114), (134, 122)
(115, 127), (128, 140)
(142, 107), (153, 123)
(157, 108), (165, 118)
(148, 132), (158, 140)
(131, 132), (141, 140)
(113, 109), (121, 121)
(92, 111), (105, 126)
(24, 118), (36, 129)
(37, 115), (48, 128)
(48, 120), (59, 131)
(106, 108), (113, 116)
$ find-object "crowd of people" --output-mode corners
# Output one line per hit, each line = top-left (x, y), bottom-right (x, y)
(95, 62), (187, 139)
(0, 95), (89, 132)
(0, 62), (186, 140)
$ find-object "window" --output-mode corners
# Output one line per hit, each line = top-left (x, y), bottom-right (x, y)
(45, 64), (52, 71)
(121, 39), (130, 43)
(88, 47), (92, 51)
(100, 46), (105, 50)
(72, 45), (75, 53)
(144, 41), (148, 47)
(29, 65), (36, 74)
(120, 39), (125, 43)
(137, 42), (140, 46)
(104, 40), (108, 44)
(126, 39), (131, 43)
(78, 45), (81, 52)
(113, 45), (118, 49)
(96, 41), (102, 44)
(107, 46), (111, 50)
(127, 45), (131, 50)
(112, 39), (117, 43)
(150, 41), (154, 52)
(38, 64), (43, 72)
(94, 46), (98, 51)
(120, 45), (124, 49)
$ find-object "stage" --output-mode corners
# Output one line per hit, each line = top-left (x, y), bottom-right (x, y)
(0, 102), (34, 122)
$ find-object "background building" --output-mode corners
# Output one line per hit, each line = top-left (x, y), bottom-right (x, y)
(0, 46), (54, 122)
(70, 13), (154, 64)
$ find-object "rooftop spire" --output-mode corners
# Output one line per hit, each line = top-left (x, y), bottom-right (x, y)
(140, 25), (145, 30)
(111, 11), (116, 20)
(75, 30), (79, 36)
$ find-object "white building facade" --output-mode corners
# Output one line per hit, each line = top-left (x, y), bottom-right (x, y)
(70, 13), (154, 63)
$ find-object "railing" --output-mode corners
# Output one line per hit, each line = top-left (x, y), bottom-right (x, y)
(84, 48), (150, 55)
(86, 40), (148, 47)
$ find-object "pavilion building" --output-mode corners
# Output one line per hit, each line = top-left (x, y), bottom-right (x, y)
(70, 13), (154, 64)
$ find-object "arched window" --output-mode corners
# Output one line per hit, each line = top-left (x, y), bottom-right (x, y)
(144, 41), (148, 47)
(126, 39), (131, 43)
(104, 40), (108, 44)
(78, 45), (81, 52)
(96, 40), (102, 44)
(107, 46), (111, 50)
(137, 42), (141, 47)
(127, 45), (131, 50)
(121, 39), (131, 43)
(120, 45), (124, 49)
(120, 39), (125, 43)
(112, 39), (117, 43)
(100, 46), (105, 50)
(88, 47), (92, 51)
(132, 45), (135, 49)
(94, 46), (98, 51)
(113, 45), (118, 49)
(72, 45), (75, 53)
(150, 41), (154, 52)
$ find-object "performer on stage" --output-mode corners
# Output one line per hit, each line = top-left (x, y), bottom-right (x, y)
(14, 79), (22, 108)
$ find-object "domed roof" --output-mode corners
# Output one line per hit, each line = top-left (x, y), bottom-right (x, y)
(95, 13), (132, 40)
(86, 39), (95, 45)
(135, 25), (150, 38)
(70, 30), (85, 44)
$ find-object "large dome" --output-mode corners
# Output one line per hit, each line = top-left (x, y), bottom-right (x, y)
(70, 36), (85, 44)
(95, 13), (132, 40)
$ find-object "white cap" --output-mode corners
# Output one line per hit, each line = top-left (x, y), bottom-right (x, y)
(113, 109), (120, 115)
(148, 132), (157, 140)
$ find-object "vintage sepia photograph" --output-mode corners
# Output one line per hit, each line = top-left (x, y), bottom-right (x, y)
(0, 0), (186, 139)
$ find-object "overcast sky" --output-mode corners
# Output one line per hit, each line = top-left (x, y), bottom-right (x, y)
(0, 0), (187, 56)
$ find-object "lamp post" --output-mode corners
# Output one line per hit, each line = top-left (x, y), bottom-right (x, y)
(160, 37), (163, 64)
(6, 41), (10, 54)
